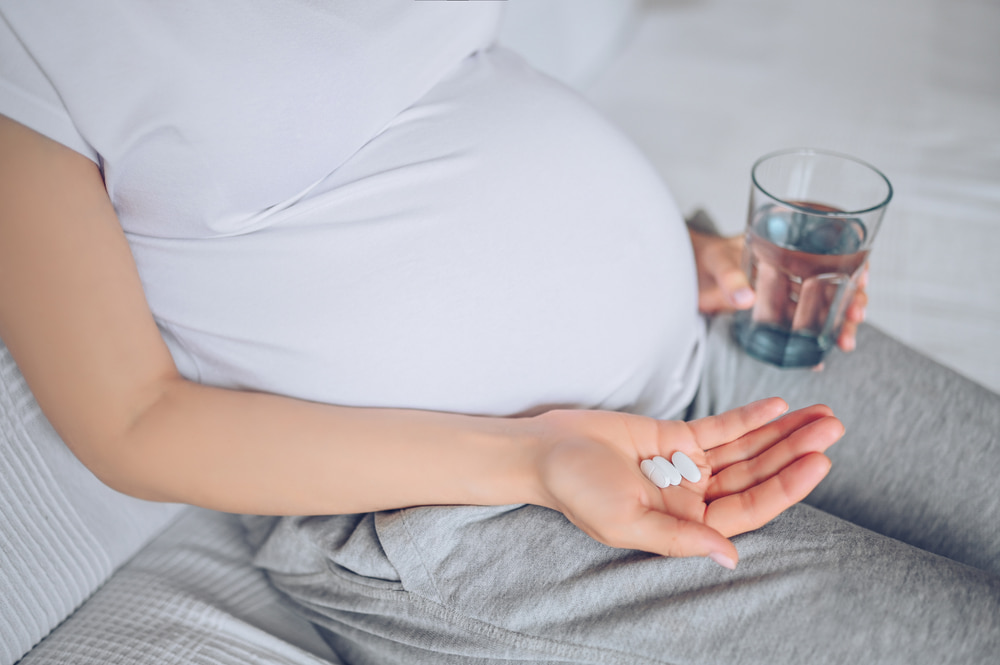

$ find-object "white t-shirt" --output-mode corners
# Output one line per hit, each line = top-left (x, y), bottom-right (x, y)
(0, 1), (704, 419)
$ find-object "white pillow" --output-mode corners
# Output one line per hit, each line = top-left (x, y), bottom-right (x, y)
(0, 341), (185, 664)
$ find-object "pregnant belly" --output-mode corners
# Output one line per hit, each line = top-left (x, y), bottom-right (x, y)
(130, 48), (703, 418)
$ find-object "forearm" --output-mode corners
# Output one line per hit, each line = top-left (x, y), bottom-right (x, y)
(96, 377), (547, 515)
(0, 118), (547, 517)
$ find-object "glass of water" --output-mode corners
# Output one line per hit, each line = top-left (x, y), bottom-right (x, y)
(732, 148), (893, 368)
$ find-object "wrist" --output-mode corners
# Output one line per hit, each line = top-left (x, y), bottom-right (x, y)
(470, 412), (557, 510)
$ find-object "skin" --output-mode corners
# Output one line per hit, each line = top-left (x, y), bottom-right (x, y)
(0, 115), (844, 569)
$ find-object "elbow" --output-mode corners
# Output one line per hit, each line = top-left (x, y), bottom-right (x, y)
(72, 436), (178, 503)
(64, 379), (188, 504)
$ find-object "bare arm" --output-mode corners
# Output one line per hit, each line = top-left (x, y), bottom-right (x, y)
(0, 115), (541, 515)
(0, 116), (842, 566)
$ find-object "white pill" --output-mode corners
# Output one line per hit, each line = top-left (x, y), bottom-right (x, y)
(641, 458), (670, 488)
(652, 456), (683, 486)
(671, 451), (702, 483)
(639, 459), (657, 479)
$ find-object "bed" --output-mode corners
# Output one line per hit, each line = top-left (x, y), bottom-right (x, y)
(3, 1), (997, 663)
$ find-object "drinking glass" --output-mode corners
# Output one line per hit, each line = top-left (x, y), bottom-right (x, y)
(732, 148), (892, 367)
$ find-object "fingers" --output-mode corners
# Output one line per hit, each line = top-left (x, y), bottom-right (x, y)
(838, 291), (867, 351)
(705, 404), (834, 472)
(705, 414), (843, 501)
(705, 452), (833, 538)
(699, 262), (754, 312)
(697, 287), (733, 316)
(653, 484), (709, 523)
(838, 325), (858, 352)
(716, 268), (755, 310)
(839, 291), (867, 351)
(838, 266), (869, 352)
(686, 397), (789, 451)
(694, 234), (755, 314)
(613, 508), (739, 567)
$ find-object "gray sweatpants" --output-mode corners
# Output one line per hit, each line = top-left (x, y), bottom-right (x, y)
(251, 318), (1000, 664)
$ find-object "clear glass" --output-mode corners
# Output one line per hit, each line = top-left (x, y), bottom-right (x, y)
(732, 148), (893, 367)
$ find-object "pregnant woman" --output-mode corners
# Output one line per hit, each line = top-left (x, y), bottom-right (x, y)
(0, 2), (996, 663)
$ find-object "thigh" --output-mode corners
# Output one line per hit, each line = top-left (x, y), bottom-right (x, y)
(264, 504), (1000, 665)
(690, 315), (1000, 575)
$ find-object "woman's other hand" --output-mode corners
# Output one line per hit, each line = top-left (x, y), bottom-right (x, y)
(688, 226), (756, 314)
(530, 398), (843, 569)
(686, 216), (867, 353)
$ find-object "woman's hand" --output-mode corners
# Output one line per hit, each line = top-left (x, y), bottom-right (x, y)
(531, 398), (843, 568)
(687, 226), (868, 353)
(688, 227), (756, 314)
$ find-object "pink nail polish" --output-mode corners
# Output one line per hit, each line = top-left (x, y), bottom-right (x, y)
(708, 552), (737, 570)
(731, 288), (754, 308)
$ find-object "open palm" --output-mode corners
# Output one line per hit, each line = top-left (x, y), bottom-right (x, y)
(534, 398), (843, 567)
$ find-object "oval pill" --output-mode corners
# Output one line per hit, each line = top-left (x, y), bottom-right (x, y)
(652, 456), (682, 486)
(640, 458), (669, 488)
(648, 466), (670, 488)
(671, 451), (702, 483)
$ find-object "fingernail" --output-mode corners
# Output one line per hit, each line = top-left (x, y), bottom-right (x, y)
(708, 552), (737, 570)
(731, 288), (754, 308)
